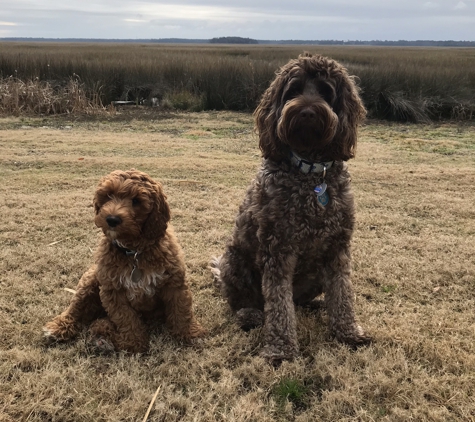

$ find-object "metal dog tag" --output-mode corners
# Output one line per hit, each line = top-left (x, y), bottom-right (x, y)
(314, 182), (327, 196)
(317, 191), (330, 206)
(131, 266), (143, 282)
(314, 182), (329, 207)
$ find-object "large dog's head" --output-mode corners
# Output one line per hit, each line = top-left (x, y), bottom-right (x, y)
(255, 53), (366, 162)
(93, 169), (170, 248)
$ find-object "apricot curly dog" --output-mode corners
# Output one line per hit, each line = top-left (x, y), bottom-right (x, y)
(44, 169), (205, 353)
(212, 53), (371, 363)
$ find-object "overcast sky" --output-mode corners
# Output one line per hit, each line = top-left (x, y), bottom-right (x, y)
(1, 0), (474, 41)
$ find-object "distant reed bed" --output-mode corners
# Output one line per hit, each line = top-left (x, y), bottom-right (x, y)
(0, 76), (103, 116)
(1, 42), (474, 121)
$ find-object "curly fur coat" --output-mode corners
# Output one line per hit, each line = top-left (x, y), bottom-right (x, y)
(212, 53), (371, 363)
(44, 169), (205, 353)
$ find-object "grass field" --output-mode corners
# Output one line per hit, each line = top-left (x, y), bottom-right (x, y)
(1, 110), (475, 421)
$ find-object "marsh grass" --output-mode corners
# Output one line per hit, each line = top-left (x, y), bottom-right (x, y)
(1, 43), (474, 121)
(0, 111), (474, 421)
(0, 76), (104, 116)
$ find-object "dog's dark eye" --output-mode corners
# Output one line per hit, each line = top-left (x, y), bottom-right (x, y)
(132, 198), (140, 206)
(318, 81), (336, 105)
(282, 78), (303, 102)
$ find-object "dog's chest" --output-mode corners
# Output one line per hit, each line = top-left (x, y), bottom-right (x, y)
(297, 195), (342, 242)
(293, 178), (348, 219)
(97, 261), (169, 302)
(260, 173), (354, 247)
(117, 269), (169, 301)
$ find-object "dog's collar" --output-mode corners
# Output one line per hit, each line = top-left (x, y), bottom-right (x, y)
(112, 240), (143, 282)
(289, 151), (333, 175)
(112, 240), (141, 257)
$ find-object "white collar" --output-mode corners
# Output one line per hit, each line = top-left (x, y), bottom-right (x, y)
(289, 151), (333, 176)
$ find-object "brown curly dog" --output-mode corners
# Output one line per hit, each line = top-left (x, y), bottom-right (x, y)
(44, 169), (205, 353)
(212, 53), (371, 363)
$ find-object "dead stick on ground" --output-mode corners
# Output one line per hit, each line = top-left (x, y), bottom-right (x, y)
(142, 385), (161, 422)
(47, 238), (70, 246)
(64, 288), (77, 294)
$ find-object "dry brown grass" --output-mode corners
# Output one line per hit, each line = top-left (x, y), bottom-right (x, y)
(1, 111), (474, 421)
(0, 76), (105, 116)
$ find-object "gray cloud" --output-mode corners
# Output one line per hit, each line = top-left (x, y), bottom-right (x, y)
(1, 0), (474, 40)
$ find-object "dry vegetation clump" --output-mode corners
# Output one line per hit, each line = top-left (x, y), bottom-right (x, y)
(1, 42), (474, 121)
(0, 111), (474, 421)
(0, 76), (105, 116)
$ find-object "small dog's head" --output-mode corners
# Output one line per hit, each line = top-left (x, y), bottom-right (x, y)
(255, 53), (366, 162)
(93, 169), (170, 248)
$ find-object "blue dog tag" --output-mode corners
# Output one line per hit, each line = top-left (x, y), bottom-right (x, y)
(314, 182), (329, 206)
(317, 191), (329, 206)
(314, 182), (327, 196)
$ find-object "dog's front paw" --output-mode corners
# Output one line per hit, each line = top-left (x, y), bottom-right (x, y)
(42, 325), (59, 344)
(235, 308), (264, 331)
(42, 316), (79, 343)
(171, 318), (207, 342)
(260, 344), (298, 366)
(334, 324), (372, 348)
(88, 335), (116, 354)
(186, 321), (207, 340)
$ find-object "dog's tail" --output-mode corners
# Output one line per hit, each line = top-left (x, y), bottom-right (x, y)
(210, 255), (223, 288)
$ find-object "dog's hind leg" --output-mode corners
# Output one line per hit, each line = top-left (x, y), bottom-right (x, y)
(43, 267), (103, 343)
(211, 248), (265, 331)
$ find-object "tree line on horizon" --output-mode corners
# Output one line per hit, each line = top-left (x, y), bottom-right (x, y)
(1, 37), (474, 47)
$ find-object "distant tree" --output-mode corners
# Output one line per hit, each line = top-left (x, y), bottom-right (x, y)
(209, 37), (258, 44)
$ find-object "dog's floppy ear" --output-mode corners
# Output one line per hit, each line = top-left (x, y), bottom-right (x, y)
(141, 179), (170, 241)
(93, 192), (102, 215)
(93, 173), (115, 215)
(255, 63), (296, 162)
(255, 86), (280, 160)
(331, 72), (366, 161)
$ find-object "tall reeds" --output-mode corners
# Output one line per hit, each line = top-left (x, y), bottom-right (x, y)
(1, 42), (474, 121)
(0, 76), (104, 115)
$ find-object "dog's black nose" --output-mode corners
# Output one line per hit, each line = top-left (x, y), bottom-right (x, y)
(106, 215), (122, 228)
(300, 108), (316, 120)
